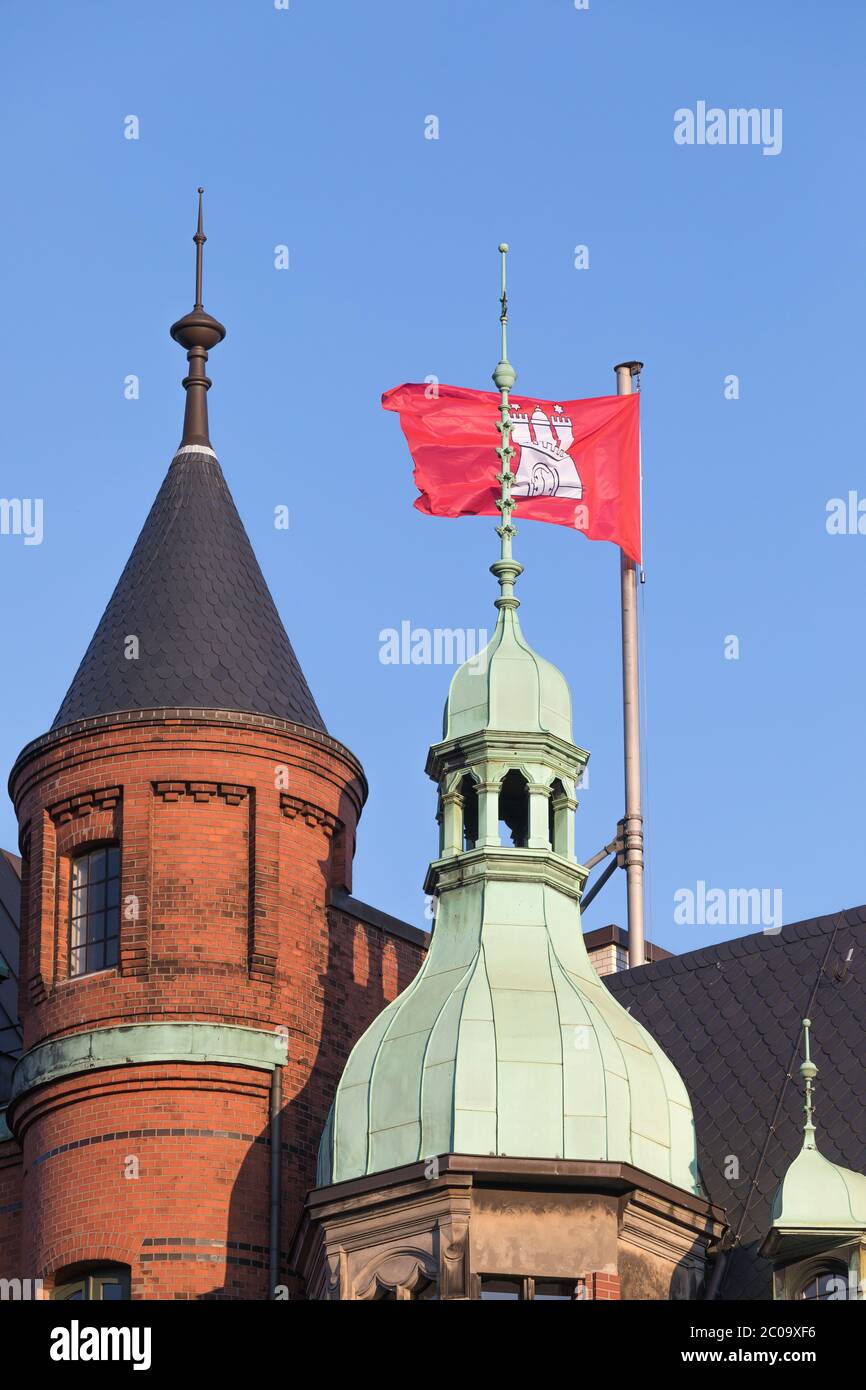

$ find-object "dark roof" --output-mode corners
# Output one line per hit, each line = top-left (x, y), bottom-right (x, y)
(0, 851), (22, 1107)
(53, 448), (325, 732)
(582, 922), (673, 962)
(607, 906), (866, 1300)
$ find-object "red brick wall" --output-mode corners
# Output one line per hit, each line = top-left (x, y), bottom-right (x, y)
(585, 1272), (621, 1300)
(5, 711), (427, 1298)
(0, 1139), (23, 1282)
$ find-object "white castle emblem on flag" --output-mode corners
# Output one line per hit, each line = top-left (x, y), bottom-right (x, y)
(510, 405), (584, 499)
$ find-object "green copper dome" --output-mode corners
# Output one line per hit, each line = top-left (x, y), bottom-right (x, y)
(443, 606), (572, 743)
(764, 1019), (866, 1252)
(318, 600), (698, 1196)
(769, 1147), (866, 1236)
(318, 870), (699, 1192)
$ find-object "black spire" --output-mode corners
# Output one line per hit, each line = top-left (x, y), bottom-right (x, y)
(169, 188), (225, 450)
(52, 193), (326, 733)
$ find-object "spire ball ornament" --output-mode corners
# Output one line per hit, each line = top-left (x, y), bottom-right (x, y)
(170, 187), (226, 450)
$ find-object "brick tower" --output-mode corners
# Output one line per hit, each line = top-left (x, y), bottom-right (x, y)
(3, 194), (424, 1299)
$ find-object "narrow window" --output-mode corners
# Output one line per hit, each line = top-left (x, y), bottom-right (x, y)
(460, 774), (479, 851)
(476, 1274), (579, 1300)
(479, 1276), (523, 1300)
(70, 845), (121, 978)
(498, 770), (529, 848)
(549, 778), (569, 855)
(534, 1279), (576, 1301)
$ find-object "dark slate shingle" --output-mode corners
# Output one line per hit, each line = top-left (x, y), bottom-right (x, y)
(53, 448), (325, 732)
(607, 907), (866, 1300)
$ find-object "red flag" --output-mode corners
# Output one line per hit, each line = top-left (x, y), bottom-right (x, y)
(382, 382), (642, 564)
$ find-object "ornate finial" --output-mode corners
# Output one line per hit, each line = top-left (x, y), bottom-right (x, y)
(800, 1018), (818, 1150)
(490, 243), (523, 611)
(169, 187), (226, 451)
(194, 187), (206, 310)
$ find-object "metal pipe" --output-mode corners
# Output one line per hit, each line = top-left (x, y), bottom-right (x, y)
(614, 361), (645, 968)
(581, 854), (618, 912)
(582, 836), (620, 874)
(268, 1064), (282, 1298)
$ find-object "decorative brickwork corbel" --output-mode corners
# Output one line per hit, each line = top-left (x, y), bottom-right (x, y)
(279, 794), (341, 839)
(48, 786), (121, 824)
(152, 781), (249, 806)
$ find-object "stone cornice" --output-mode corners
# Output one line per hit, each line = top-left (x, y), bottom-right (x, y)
(306, 1153), (726, 1226)
(8, 1022), (289, 1120)
(424, 845), (588, 900)
(426, 727), (589, 785)
(9, 708), (367, 809)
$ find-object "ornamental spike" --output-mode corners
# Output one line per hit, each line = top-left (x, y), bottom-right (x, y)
(194, 186), (206, 311)
(169, 187), (226, 450)
(490, 243), (523, 611)
(800, 1018), (818, 1150)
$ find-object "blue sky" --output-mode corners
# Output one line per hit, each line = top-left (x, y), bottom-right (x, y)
(1, 0), (864, 954)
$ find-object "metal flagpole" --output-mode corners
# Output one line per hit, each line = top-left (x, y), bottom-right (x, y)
(614, 360), (645, 967)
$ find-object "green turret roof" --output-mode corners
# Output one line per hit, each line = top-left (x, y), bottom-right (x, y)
(318, 869), (699, 1192)
(764, 1019), (866, 1251)
(319, 246), (699, 1200)
(768, 1146), (866, 1235)
(443, 605), (572, 742)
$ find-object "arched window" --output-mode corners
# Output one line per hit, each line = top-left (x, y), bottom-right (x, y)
(459, 775), (479, 851)
(52, 1263), (130, 1301)
(70, 844), (121, 978)
(498, 771), (529, 848)
(798, 1264), (849, 1301)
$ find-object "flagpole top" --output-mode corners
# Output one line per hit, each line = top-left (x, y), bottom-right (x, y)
(614, 361), (643, 397)
(492, 242), (516, 392)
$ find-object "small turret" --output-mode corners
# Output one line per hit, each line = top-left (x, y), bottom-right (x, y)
(761, 1020), (866, 1298)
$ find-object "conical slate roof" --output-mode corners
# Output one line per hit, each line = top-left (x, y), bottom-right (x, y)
(53, 445), (326, 731)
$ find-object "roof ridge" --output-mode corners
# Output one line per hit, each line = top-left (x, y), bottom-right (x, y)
(620, 905), (866, 981)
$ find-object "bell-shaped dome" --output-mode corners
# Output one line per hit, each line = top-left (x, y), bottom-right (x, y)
(443, 606), (572, 743)
(318, 876), (699, 1194)
(769, 1146), (866, 1236)
(765, 1019), (866, 1247)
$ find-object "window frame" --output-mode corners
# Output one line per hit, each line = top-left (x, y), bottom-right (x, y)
(475, 1273), (583, 1301)
(68, 842), (122, 980)
(797, 1262), (850, 1301)
(52, 1264), (131, 1301)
